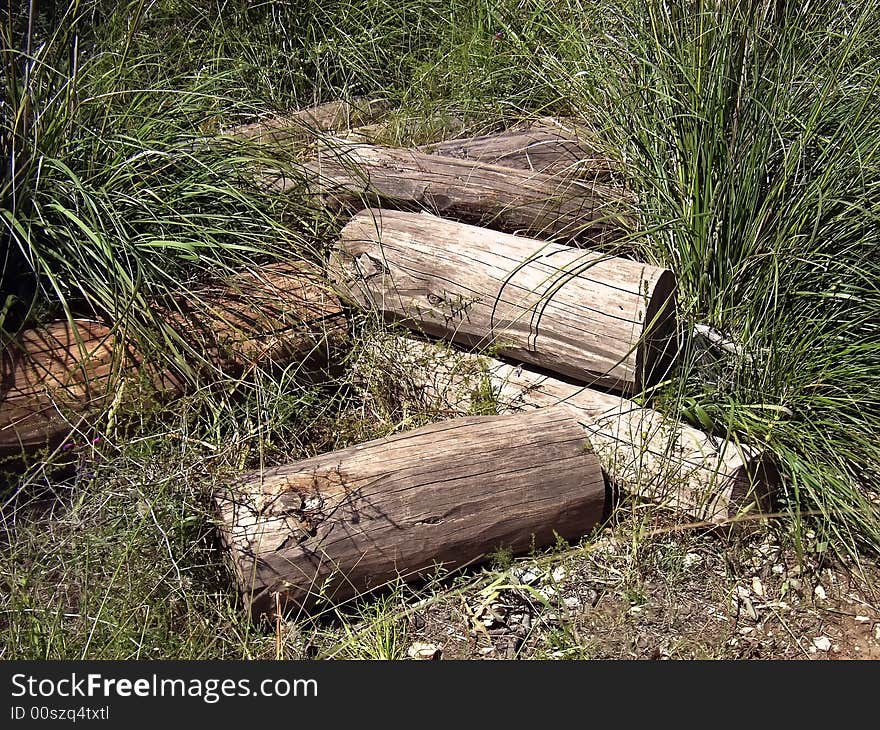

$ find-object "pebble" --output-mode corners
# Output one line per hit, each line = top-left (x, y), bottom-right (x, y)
(752, 577), (765, 597)
(813, 636), (832, 652)
(511, 566), (542, 586)
(563, 596), (580, 609)
(683, 553), (703, 569)
(814, 584), (827, 600)
(551, 566), (567, 583)
(407, 642), (441, 660)
(854, 615), (871, 623)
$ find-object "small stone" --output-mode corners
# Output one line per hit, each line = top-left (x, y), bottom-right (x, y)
(551, 566), (567, 583)
(772, 564), (785, 575)
(814, 584), (827, 600)
(478, 646), (495, 656)
(736, 585), (751, 600)
(741, 596), (759, 622)
(511, 566), (542, 586)
(854, 615), (871, 623)
(752, 577), (765, 597)
(407, 642), (441, 660)
(683, 553), (703, 569)
(812, 636), (832, 652)
(563, 596), (580, 609)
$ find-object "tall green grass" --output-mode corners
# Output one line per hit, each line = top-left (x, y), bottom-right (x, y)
(1, 0), (318, 379)
(571, 0), (880, 554)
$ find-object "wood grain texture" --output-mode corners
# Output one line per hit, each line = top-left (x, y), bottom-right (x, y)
(357, 335), (776, 524)
(331, 208), (678, 393)
(1, 262), (346, 459)
(422, 123), (614, 180)
(217, 405), (605, 615)
(223, 98), (389, 145)
(271, 143), (632, 242)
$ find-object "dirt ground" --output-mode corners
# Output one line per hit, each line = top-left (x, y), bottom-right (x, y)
(315, 509), (880, 661)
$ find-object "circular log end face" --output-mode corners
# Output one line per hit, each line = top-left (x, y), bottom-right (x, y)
(636, 267), (678, 392)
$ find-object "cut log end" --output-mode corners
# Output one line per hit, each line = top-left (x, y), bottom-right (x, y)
(332, 208), (677, 394)
(635, 267), (679, 392)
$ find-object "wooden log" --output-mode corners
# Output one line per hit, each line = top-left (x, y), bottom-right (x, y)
(356, 335), (776, 524)
(224, 98), (389, 146)
(0, 263), (346, 460)
(272, 143), (632, 242)
(331, 209), (678, 393)
(421, 123), (614, 180)
(216, 405), (605, 615)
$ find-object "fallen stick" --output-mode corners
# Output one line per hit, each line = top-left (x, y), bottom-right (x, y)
(0, 263), (346, 460)
(216, 405), (605, 615)
(330, 208), (677, 393)
(356, 334), (776, 524)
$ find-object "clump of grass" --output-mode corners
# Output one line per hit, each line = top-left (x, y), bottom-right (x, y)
(541, 0), (880, 556)
(1, 0), (319, 383)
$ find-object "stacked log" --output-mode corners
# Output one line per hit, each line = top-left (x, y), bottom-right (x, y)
(356, 335), (776, 524)
(421, 122), (614, 180)
(224, 98), (389, 146)
(216, 405), (606, 615)
(330, 208), (677, 394)
(270, 143), (632, 242)
(0, 263), (346, 459)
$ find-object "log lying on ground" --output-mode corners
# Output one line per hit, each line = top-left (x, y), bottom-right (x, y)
(357, 335), (776, 524)
(331, 209), (677, 393)
(216, 405), (605, 615)
(224, 98), (389, 146)
(421, 123), (614, 180)
(272, 143), (632, 242)
(0, 263), (346, 460)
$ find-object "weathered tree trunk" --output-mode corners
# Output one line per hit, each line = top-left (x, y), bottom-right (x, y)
(216, 405), (605, 616)
(271, 143), (632, 242)
(421, 123), (614, 180)
(331, 209), (677, 394)
(355, 335), (776, 524)
(0, 263), (346, 459)
(223, 98), (389, 145)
